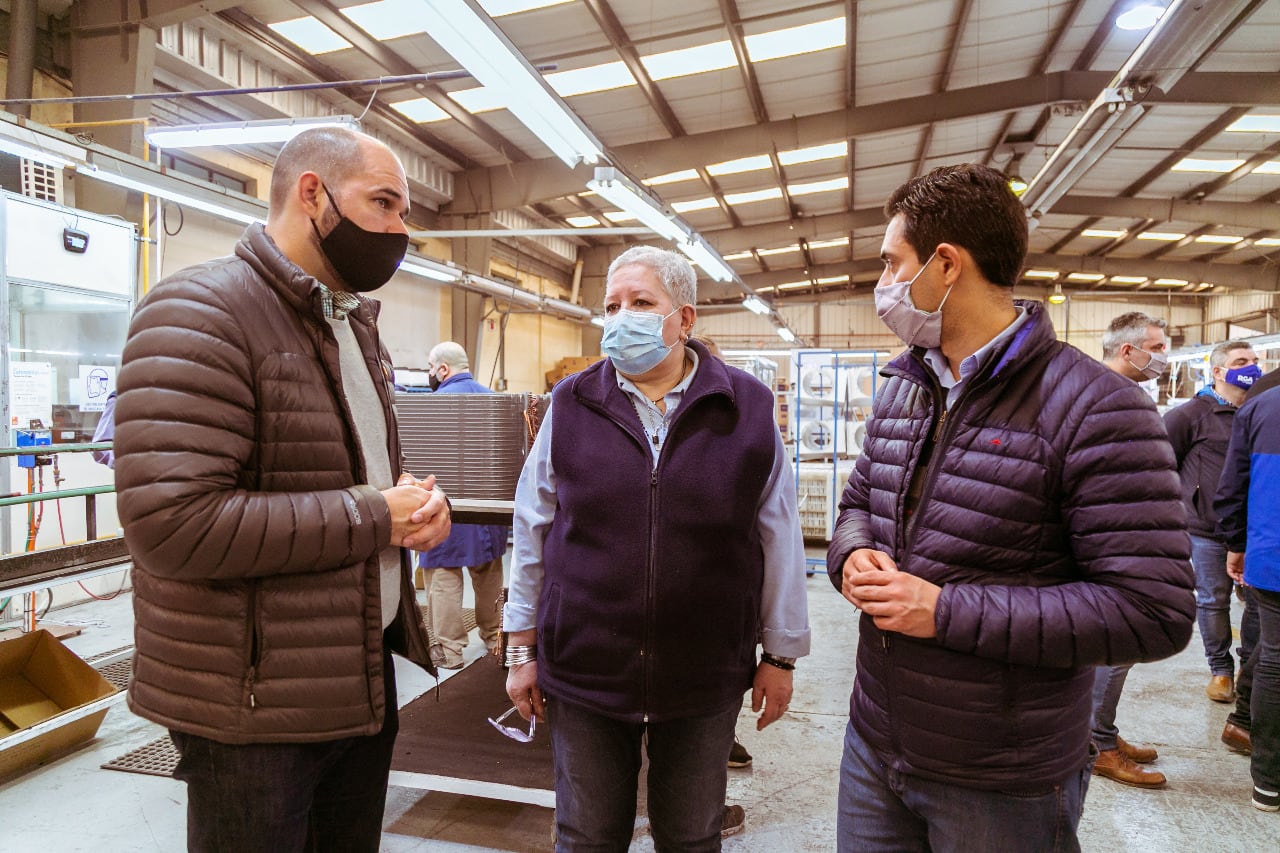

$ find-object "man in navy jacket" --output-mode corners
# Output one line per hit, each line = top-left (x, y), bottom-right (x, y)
(828, 163), (1193, 851)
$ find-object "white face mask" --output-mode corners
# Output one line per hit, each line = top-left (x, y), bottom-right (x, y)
(1125, 346), (1168, 381)
(873, 252), (951, 349)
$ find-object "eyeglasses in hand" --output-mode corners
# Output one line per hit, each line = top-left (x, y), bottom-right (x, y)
(488, 706), (537, 743)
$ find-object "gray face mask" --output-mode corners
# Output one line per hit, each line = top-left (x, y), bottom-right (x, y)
(873, 252), (950, 348)
(1125, 346), (1168, 380)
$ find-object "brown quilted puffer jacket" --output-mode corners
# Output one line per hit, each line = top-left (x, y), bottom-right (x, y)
(115, 223), (434, 744)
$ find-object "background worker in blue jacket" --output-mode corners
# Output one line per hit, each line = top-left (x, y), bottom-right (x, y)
(417, 341), (509, 670)
(1215, 367), (1280, 812)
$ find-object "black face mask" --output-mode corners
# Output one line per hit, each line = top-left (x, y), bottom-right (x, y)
(311, 184), (409, 293)
(428, 370), (442, 391)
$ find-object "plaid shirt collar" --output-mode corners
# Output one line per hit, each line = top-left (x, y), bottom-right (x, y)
(318, 284), (362, 320)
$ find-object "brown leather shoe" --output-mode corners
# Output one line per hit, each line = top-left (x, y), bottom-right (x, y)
(1092, 749), (1167, 788)
(1116, 736), (1158, 764)
(1207, 675), (1236, 703)
(1222, 721), (1252, 755)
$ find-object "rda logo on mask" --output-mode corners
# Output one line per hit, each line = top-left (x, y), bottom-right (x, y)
(601, 308), (679, 376)
(311, 183), (408, 293)
(1224, 363), (1262, 389)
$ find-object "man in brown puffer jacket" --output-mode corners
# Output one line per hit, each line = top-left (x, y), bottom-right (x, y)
(115, 127), (451, 853)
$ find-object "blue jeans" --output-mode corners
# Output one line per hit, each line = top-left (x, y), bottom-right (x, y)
(837, 721), (1087, 853)
(170, 652), (398, 853)
(1192, 534), (1235, 676)
(546, 694), (739, 853)
(1090, 663), (1132, 751)
(1252, 588), (1280, 794)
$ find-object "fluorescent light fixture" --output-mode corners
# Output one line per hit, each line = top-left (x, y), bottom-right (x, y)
(449, 86), (505, 114)
(1195, 234), (1244, 244)
(603, 210), (637, 223)
(341, 0), (427, 40)
(420, 0), (604, 167)
(777, 327), (798, 343)
(778, 142), (847, 166)
(481, 0), (574, 15)
(816, 275), (849, 284)
(1152, 278), (1188, 286)
(724, 187), (784, 205)
(400, 257), (463, 282)
(742, 295), (772, 314)
(789, 177), (849, 196)
(777, 280), (811, 290)
(1256, 237), (1280, 247)
(1067, 272), (1105, 282)
(1023, 269), (1059, 279)
(707, 155), (772, 176)
(1171, 158), (1245, 173)
(390, 98), (451, 123)
(1136, 231), (1185, 241)
(1081, 228), (1127, 238)
(78, 164), (262, 225)
(644, 170), (700, 186)
(1116, 4), (1166, 30)
(1109, 275), (1148, 284)
(0, 135), (80, 170)
(588, 167), (687, 242)
(746, 17), (845, 62)
(1253, 161), (1280, 175)
(671, 197), (720, 213)
(757, 245), (799, 257)
(146, 116), (361, 149)
(269, 17), (353, 54)
(642, 41), (737, 81)
(679, 237), (735, 281)
(722, 251), (753, 260)
(589, 314), (606, 327)
(1048, 283), (1067, 304)
(1226, 115), (1280, 133)
(807, 237), (849, 249)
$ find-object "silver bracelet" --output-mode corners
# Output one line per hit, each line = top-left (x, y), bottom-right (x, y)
(504, 644), (537, 668)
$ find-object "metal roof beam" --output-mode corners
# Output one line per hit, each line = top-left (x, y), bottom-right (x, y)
(446, 71), (1277, 214)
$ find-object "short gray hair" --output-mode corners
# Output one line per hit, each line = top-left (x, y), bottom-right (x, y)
(1209, 340), (1254, 369)
(428, 341), (469, 371)
(606, 246), (697, 308)
(1101, 312), (1167, 360)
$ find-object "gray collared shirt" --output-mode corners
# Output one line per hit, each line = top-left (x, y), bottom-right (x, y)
(922, 305), (1028, 410)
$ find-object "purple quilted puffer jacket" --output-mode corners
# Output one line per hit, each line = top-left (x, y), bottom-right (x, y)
(827, 301), (1193, 789)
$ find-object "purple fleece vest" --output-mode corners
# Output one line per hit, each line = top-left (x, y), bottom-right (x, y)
(538, 342), (778, 722)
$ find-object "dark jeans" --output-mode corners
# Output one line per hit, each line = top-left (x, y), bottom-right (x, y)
(1090, 663), (1132, 751)
(1252, 587), (1280, 794)
(170, 652), (398, 853)
(546, 693), (739, 853)
(1229, 588), (1261, 729)
(837, 721), (1088, 853)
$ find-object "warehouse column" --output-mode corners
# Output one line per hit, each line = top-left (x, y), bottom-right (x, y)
(578, 245), (612, 355)
(450, 215), (492, 369)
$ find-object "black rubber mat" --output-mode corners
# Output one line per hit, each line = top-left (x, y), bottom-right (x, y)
(101, 735), (179, 778)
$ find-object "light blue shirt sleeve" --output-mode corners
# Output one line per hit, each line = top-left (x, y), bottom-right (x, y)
(503, 402), (556, 632)
(758, 429), (812, 658)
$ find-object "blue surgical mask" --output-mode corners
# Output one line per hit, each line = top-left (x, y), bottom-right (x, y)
(1225, 363), (1262, 390)
(601, 308), (679, 376)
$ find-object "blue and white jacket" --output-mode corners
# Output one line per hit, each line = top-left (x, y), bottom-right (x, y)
(1215, 378), (1280, 594)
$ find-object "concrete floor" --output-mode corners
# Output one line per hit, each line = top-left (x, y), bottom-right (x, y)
(1, 568), (1274, 852)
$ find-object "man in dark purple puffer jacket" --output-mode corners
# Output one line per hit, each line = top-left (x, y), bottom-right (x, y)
(828, 163), (1193, 853)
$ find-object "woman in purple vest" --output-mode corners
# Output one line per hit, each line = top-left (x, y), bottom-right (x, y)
(503, 246), (810, 851)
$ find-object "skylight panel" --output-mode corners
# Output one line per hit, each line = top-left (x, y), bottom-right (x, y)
(806, 237), (849, 249)
(481, 0), (575, 15)
(723, 251), (754, 261)
(1023, 270), (1059, 279)
(644, 170), (700, 186)
(603, 210), (637, 223)
(777, 280), (812, 290)
(757, 245), (799, 256)
(745, 17), (845, 63)
(1226, 115), (1280, 133)
(1066, 273), (1104, 282)
(1109, 276), (1148, 284)
(707, 155), (772, 176)
(1195, 234), (1244, 244)
(1136, 231), (1185, 241)
(1254, 161), (1280, 175)
(566, 215), (600, 227)
(341, 0), (425, 40)
(390, 98), (450, 123)
(1081, 229), (1126, 238)
(269, 17), (352, 54)
(642, 41), (737, 81)
(450, 87), (505, 114)
(724, 187), (784, 205)
(671, 197), (720, 213)
(1256, 238), (1280, 247)
(816, 275), (849, 284)
(789, 177), (849, 196)
(1171, 158), (1245, 173)
(778, 142), (848, 166)
(1152, 278), (1188, 286)
(547, 62), (636, 97)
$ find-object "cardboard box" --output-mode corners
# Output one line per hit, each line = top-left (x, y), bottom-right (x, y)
(545, 355), (603, 390)
(0, 630), (118, 780)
